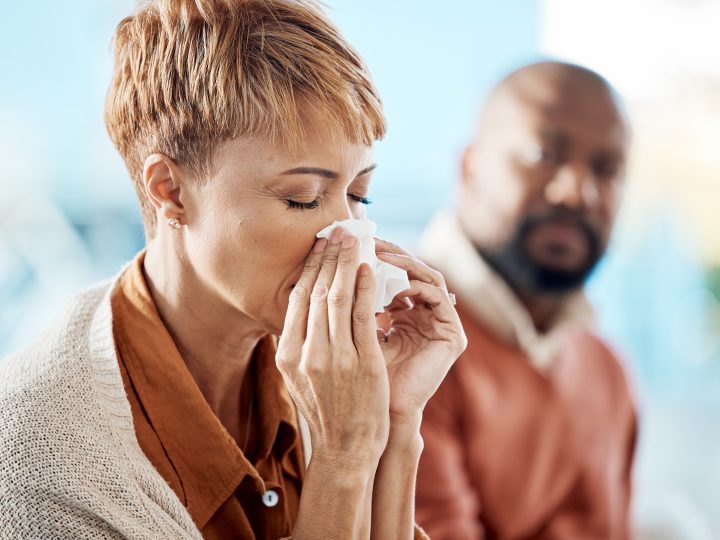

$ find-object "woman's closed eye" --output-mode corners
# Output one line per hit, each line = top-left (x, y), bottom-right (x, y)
(285, 193), (372, 210)
(348, 193), (372, 205)
(286, 198), (320, 210)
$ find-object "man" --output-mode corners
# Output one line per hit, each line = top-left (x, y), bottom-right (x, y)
(415, 61), (637, 539)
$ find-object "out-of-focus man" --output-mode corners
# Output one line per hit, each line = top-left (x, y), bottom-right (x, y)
(415, 61), (637, 539)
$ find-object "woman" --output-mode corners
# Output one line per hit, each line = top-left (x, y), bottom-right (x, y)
(0, 1), (466, 538)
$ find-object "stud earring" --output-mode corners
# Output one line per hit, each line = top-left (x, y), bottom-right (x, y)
(167, 217), (182, 230)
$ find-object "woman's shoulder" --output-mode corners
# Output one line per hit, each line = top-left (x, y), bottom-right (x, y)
(0, 279), (118, 449)
(0, 278), (201, 539)
(0, 280), (113, 394)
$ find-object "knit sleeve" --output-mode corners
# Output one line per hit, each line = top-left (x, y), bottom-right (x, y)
(0, 492), (126, 540)
(0, 390), (126, 539)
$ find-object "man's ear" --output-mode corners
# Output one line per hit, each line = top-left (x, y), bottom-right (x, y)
(143, 154), (185, 223)
(460, 144), (478, 192)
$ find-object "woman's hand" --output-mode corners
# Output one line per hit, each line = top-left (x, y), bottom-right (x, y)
(276, 227), (390, 465)
(276, 229), (463, 540)
(375, 238), (467, 427)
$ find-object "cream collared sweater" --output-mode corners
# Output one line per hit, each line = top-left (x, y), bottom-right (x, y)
(0, 280), (202, 539)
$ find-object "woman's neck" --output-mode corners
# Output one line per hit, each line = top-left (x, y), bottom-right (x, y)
(143, 241), (267, 438)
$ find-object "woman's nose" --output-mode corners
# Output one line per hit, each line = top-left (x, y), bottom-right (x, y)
(330, 197), (357, 222)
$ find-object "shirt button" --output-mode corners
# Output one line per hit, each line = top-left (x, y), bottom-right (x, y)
(262, 489), (280, 508)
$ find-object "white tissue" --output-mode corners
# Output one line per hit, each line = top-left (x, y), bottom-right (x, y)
(316, 219), (410, 313)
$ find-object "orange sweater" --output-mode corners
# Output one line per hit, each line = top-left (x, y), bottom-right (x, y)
(416, 303), (636, 539)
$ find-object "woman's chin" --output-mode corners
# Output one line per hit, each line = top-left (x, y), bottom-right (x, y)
(268, 302), (291, 336)
(253, 287), (294, 336)
(268, 320), (285, 336)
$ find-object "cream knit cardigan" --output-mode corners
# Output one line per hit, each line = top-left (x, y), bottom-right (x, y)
(0, 279), (203, 539)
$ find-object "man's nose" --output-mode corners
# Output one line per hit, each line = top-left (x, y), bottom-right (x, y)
(544, 164), (599, 209)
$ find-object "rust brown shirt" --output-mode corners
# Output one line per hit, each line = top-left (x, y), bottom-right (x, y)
(416, 303), (637, 540)
(111, 252), (305, 539)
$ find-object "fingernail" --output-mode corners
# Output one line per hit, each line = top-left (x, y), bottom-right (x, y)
(341, 235), (356, 249)
(313, 238), (328, 252)
(330, 227), (346, 244)
(358, 263), (370, 276)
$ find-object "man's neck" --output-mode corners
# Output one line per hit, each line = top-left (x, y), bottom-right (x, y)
(514, 288), (573, 333)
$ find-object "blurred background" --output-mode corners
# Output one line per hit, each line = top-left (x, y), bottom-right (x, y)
(1, 0), (718, 537)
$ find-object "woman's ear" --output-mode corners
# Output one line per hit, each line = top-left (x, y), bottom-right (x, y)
(143, 154), (185, 223)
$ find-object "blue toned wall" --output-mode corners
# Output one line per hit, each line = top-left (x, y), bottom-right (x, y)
(331, 1), (540, 241)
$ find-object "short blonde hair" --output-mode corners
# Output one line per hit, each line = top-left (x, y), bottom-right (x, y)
(105, 0), (386, 236)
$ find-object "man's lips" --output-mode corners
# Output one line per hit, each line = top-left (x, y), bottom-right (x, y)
(532, 221), (587, 246)
(524, 216), (594, 268)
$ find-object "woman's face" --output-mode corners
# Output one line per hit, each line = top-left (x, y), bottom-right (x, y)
(178, 107), (376, 334)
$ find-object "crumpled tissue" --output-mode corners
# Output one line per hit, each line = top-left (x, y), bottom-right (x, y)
(316, 218), (410, 313)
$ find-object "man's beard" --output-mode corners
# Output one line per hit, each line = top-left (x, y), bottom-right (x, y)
(477, 211), (602, 294)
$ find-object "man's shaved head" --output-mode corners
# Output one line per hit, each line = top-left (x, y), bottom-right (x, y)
(459, 61), (629, 296)
(477, 61), (628, 143)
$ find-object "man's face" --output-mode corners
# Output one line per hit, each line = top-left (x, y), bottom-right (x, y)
(459, 78), (629, 294)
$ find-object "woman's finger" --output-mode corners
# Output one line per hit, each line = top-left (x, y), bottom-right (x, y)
(374, 237), (407, 256)
(384, 294), (414, 313)
(376, 251), (446, 289)
(328, 234), (359, 349)
(376, 328), (388, 343)
(352, 263), (381, 357)
(307, 227), (346, 345)
(281, 238), (327, 351)
(394, 279), (460, 325)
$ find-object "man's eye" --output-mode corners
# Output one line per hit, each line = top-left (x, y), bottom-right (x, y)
(523, 143), (560, 165)
(592, 157), (619, 179)
(285, 198), (320, 210)
(348, 193), (372, 205)
(540, 148), (560, 163)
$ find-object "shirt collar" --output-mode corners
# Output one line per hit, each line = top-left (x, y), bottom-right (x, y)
(112, 250), (300, 528)
(418, 211), (595, 371)
(253, 336), (301, 463)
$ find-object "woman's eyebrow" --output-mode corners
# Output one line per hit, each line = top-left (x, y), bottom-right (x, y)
(356, 164), (377, 177)
(280, 163), (377, 180)
(281, 167), (338, 179)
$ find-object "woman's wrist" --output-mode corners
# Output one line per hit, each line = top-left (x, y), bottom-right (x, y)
(296, 444), (379, 539)
(311, 445), (383, 477)
(369, 413), (423, 540)
(386, 412), (424, 454)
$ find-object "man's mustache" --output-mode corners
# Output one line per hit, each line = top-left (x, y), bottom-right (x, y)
(522, 209), (598, 242)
